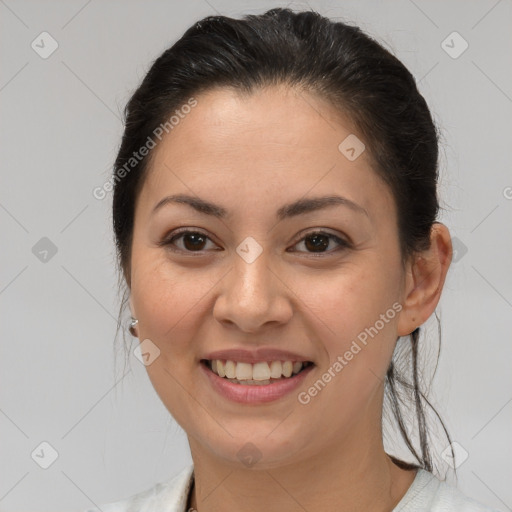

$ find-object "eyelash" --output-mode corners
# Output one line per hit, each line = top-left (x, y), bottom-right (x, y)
(159, 228), (351, 257)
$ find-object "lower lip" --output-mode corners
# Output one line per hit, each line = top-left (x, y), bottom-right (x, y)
(200, 361), (314, 404)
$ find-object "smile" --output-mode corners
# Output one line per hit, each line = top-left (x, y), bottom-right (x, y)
(200, 359), (315, 403)
(202, 359), (313, 384)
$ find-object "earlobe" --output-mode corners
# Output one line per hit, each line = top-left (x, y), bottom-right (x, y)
(396, 223), (452, 337)
(129, 294), (139, 337)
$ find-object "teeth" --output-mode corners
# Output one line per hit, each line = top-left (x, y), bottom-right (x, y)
(226, 378), (271, 386)
(252, 362), (271, 381)
(269, 360), (282, 379)
(224, 360), (236, 379)
(282, 361), (293, 378)
(235, 362), (253, 380)
(208, 359), (308, 381)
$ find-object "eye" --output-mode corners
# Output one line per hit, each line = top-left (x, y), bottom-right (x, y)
(160, 229), (219, 254)
(289, 230), (350, 256)
(159, 228), (350, 256)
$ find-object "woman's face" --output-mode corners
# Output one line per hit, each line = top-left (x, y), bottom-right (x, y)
(130, 85), (410, 468)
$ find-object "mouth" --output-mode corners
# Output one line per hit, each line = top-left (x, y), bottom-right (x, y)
(200, 359), (315, 385)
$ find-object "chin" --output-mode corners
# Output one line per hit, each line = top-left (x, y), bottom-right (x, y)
(190, 419), (315, 470)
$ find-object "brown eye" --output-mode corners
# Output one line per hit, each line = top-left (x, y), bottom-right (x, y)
(180, 232), (207, 251)
(160, 229), (349, 256)
(304, 233), (330, 252)
(291, 231), (350, 255)
(162, 230), (218, 253)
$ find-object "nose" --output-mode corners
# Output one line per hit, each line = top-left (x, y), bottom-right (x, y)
(212, 249), (293, 333)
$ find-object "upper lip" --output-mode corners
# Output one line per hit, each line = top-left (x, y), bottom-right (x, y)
(202, 348), (314, 364)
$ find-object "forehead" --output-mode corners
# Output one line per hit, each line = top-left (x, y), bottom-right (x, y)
(137, 85), (395, 225)
(151, 85), (362, 168)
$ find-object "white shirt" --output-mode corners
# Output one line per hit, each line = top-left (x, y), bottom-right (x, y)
(84, 464), (502, 512)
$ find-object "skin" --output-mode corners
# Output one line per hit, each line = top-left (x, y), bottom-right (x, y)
(128, 84), (452, 512)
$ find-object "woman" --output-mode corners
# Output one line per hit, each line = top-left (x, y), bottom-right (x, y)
(87, 8), (499, 512)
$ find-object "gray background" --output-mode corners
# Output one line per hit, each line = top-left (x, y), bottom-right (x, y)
(1, 0), (511, 510)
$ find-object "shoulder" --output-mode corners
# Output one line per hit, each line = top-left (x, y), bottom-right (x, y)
(393, 469), (502, 512)
(82, 464), (194, 512)
(432, 475), (502, 512)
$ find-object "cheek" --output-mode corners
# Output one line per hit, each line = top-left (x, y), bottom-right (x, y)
(129, 257), (210, 426)
(308, 263), (401, 373)
(130, 253), (206, 356)
(304, 275), (400, 413)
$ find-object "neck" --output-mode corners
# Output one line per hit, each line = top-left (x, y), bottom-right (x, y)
(187, 433), (417, 512)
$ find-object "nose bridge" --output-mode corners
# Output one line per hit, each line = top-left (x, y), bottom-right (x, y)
(232, 244), (274, 308)
(213, 240), (292, 330)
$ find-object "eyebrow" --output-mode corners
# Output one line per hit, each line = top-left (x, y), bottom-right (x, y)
(151, 193), (369, 220)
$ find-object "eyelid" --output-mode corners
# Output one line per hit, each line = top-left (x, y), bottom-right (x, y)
(290, 227), (350, 246)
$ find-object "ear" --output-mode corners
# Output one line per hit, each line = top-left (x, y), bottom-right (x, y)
(397, 223), (452, 337)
